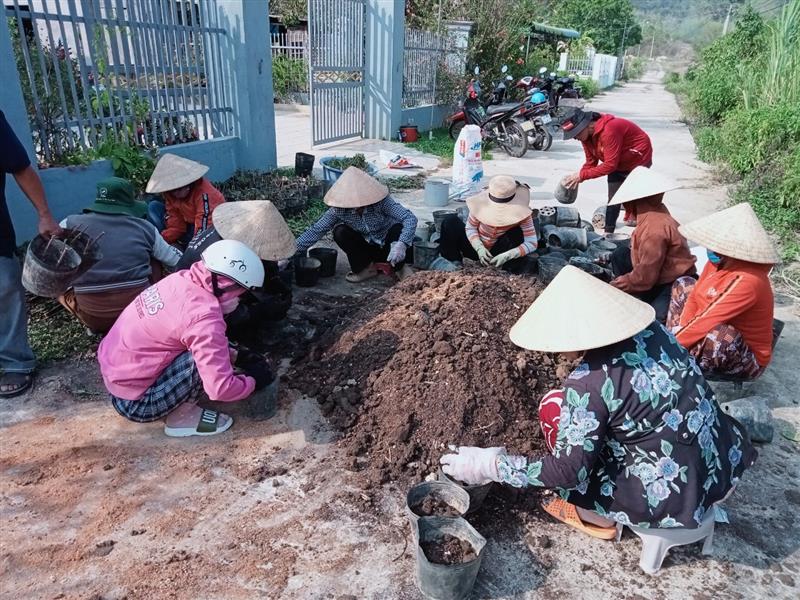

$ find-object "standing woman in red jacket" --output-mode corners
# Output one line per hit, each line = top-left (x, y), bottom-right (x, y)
(561, 110), (652, 233)
(667, 203), (779, 380)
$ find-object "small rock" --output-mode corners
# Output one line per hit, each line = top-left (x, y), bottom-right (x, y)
(721, 396), (774, 443)
(102, 464), (114, 471)
(130, 529), (146, 536)
(432, 341), (454, 356)
(346, 379), (357, 386)
(93, 540), (115, 557)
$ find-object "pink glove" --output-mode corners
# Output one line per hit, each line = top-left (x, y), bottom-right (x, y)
(439, 446), (505, 485)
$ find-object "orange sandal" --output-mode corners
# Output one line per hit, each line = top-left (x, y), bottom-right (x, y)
(542, 497), (617, 540)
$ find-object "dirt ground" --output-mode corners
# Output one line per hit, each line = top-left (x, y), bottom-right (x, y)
(2, 75), (800, 599)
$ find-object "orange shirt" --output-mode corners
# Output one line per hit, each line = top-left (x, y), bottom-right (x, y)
(161, 178), (225, 244)
(676, 259), (774, 366)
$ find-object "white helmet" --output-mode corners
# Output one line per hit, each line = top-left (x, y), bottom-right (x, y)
(201, 239), (265, 290)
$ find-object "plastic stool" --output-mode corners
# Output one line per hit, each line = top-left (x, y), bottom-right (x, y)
(617, 507), (717, 574)
(374, 262), (395, 277)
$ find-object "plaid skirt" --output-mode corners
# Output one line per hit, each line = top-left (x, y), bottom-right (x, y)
(111, 351), (203, 422)
(667, 277), (764, 379)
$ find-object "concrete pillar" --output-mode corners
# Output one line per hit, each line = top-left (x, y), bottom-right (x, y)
(443, 21), (473, 75)
(559, 52), (568, 72)
(364, 0), (404, 140)
(215, 0), (277, 169)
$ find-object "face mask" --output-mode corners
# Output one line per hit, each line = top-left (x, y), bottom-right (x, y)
(706, 250), (722, 265)
(219, 296), (240, 315)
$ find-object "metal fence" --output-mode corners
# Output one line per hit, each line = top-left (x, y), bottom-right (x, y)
(5, 0), (233, 165)
(403, 28), (446, 108)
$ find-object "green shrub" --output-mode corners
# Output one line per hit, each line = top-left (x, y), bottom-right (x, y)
(621, 56), (646, 81)
(717, 104), (800, 175)
(663, 71), (681, 85)
(272, 55), (308, 102)
(694, 126), (722, 163)
(577, 77), (600, 100)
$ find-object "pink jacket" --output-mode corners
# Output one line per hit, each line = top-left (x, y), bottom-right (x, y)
(98, 262), (255, 402)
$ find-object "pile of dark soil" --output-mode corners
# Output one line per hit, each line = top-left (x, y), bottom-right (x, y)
(293, 269), (573, 486)
(411, 495), (462, 517)
(420, 534), (477, 565)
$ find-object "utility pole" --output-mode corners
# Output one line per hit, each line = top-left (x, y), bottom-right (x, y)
(649, 29), (656, 60)
(618, 17), (629, 79)
(722, 3), (733, 35)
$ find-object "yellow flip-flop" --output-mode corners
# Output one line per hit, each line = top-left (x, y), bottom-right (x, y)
(542, 497), (617, 540)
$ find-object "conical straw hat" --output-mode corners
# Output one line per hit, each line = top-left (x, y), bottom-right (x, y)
(608, 166), (681, 206)
(324, 167), (389, 208)
(678, 202), (780, 264)
(146, 153), (209, 194)
(213, 201), (297, 260)
(510, 266), (656, 352)
(466, 175), (534, 227)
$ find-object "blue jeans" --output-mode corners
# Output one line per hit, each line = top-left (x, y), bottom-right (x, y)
(0, 255), (36, 373)
(147, 199), (194, 245)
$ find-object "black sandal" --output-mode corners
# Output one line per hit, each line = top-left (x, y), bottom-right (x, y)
(0, 372), (33, 398)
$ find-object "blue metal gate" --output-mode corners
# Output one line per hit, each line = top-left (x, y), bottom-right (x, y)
(307, 0), (365, 145)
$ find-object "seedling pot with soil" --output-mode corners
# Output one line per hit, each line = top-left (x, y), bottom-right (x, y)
(406, 481), (470, 541)
(537, 255), (568, 284)
(547, 226), (588, 251)
(554, 179), (578, 204)
(308, 248), (338, 277)
(294, 257), (322, 287)
(248, 378), (279, 420)
(437, 468), (493, 514)
(416, 516), (486, 600)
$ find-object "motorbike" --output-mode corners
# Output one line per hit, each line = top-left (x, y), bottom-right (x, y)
(515, 90), (553, 151)
(447, 66), (528, 158)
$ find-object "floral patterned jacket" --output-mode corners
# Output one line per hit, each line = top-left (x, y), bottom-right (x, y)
(497, 322), (757, 529)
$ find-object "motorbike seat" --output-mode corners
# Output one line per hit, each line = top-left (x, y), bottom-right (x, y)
(486, 102), (523, 115)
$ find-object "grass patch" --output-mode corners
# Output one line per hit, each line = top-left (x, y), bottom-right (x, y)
(27, 296), (97, 363)
(285, 198), (328, 236)
(406, 127), (492, 163)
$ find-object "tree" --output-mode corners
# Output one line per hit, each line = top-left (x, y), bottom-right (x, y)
(551, 0), (642, 54)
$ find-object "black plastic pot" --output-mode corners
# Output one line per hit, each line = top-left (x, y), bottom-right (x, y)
(548, 226), (588, 251)
(432, 210), (457, 233)
(309, 247), (338, 277)
(295, 152), (315, 177)
(416, 516), (487, 600)
(406, 481), (470, 542)
(570, 256), (605, 277)
(294, 257), (322, 287)
(538, 255), (568, 284)
(437, 468), (493, 515)
(248, 378), (279, 420)
(414, 241), (440, 270)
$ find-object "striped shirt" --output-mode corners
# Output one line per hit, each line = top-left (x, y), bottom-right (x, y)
(465, 214), (538, 256)
(296, 196), (418, 253)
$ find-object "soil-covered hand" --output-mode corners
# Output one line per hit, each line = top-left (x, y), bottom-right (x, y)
(490, 249), (521, 268)
(474, 244), (492, 267)
(440, 446), (505, 485)
(562, 172), (581, 189)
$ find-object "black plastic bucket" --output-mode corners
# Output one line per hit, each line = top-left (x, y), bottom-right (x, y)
(295, 152), (315, 177)
(309, 247), (338, 277)
(414, 241), (440, 270)
(416, 516), (487, 600)
(432, 210), (457, 233)
(294, 257), (321, 287)
(21, 235), (82, 298)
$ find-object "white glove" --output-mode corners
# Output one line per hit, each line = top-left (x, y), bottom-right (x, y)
(277, 259), (290, 270)
(387, 241), (407, 266)
(471, 242), (493, 266)
(490, 248), (521, 268)
(439, 446), (505, 485)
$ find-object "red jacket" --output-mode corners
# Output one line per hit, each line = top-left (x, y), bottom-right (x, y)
(579, 114), (653, 181)
(676, 260), (774, 367)
(161, 178), (225, 244)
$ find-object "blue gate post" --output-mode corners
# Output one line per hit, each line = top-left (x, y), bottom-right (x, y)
(215, 0), (278, 170)
(364, 0), (405, 140)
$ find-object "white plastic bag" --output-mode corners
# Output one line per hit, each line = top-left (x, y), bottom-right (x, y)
(451, 124), (483, 200)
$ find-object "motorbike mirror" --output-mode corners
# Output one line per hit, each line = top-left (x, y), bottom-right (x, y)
(506, 74), (513, 81)
(501, 65), (508, 73)
(474, 66), (480, 75)
(550, 71), (556, 77)
(539, 67), (547, 74)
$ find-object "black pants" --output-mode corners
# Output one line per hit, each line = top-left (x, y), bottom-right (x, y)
(610, 246), (674, 322)
(605, 171), (629, 234)
(438, 215), (534, 275)
(332, 223), (410, 273)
